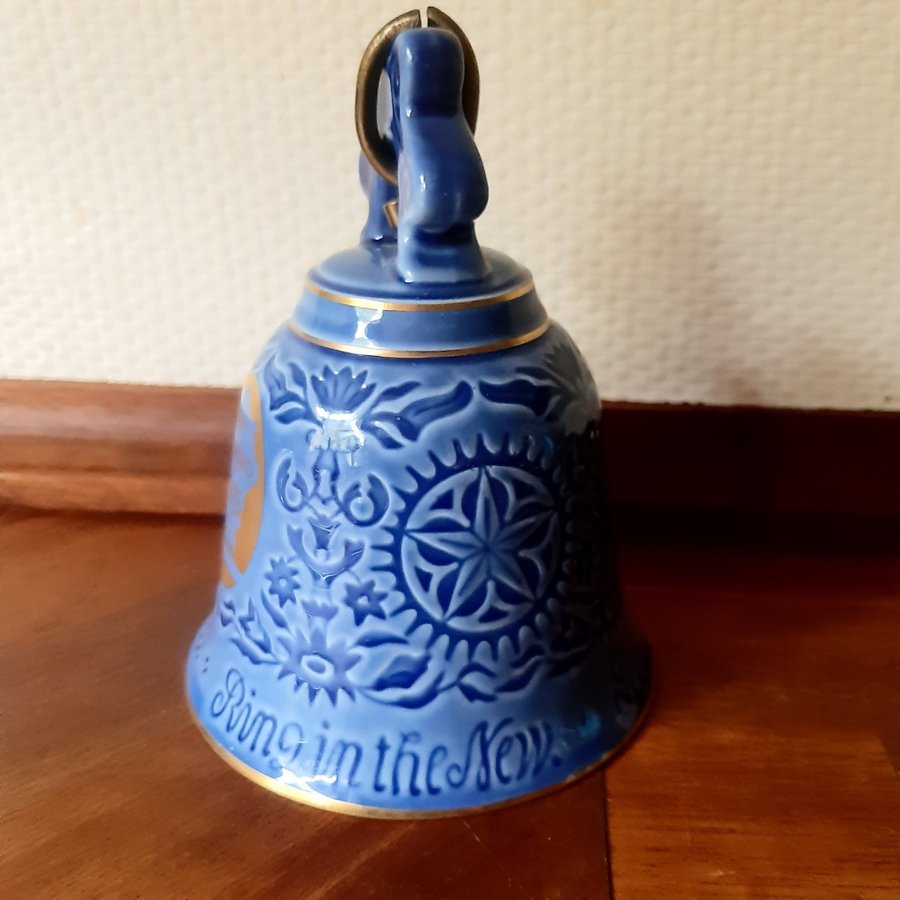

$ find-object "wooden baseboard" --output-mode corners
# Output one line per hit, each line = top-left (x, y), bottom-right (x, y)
(0, 381), (235, 514)
(1, 380), (898, 526)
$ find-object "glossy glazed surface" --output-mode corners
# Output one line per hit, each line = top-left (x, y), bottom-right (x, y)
(387, 28), (489, 283)
(296, 248), (544, 357)
(186, 19), (650, 815)
(186, 321), (650, 813)
(11, 510), (898, 894)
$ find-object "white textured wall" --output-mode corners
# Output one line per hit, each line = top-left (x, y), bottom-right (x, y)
(1, 0), (898, 408)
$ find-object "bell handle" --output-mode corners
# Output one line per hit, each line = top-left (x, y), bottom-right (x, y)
(355, 6), (480, 186)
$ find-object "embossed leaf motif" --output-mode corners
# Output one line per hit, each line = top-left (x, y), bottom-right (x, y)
(370, 381), (419, 404)
(239, 598), (271, 652)
(263, 356), (303, 410)
(398, 382), (473, 430)
(371, 653), (430, 691)
(458, 682), (495, 702)
(360, 382), (473, 448)
(478, 379), (555, 417)
(354, 630), (408, 648)
(229, 598), (275, 665)
(478, 339), (596, 421)
(496, 659), (542, 694)
(218, 595), (236, 626)
(229, 637), (272, 666)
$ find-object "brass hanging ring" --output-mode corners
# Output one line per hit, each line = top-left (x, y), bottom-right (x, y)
(355, 6), (481, 186)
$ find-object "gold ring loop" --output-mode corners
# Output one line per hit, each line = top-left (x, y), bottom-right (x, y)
(355, 6), (480, 186)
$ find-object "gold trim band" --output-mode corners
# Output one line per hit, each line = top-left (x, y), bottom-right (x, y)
(186, 684), (653, 820)
(305, 278), (536, 312)
(288, 319), (551, 358)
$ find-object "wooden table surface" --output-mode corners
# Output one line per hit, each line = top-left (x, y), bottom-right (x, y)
(3, 509), (898, 898)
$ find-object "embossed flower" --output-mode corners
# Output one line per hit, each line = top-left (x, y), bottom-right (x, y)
(311, 367), (374, 414)
(307, 367), (374, 453)
(343, 579), (389, 626)
(279, 628), (361, 703)
(264, 557), (300, 607)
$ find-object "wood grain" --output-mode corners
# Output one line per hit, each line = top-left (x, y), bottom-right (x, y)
(2, 379), (899, 520)
(0, 380), (235, 513)
(0, 509), (611, 900)
(607, 541), (900, 897)
(3, 510), (898, 896)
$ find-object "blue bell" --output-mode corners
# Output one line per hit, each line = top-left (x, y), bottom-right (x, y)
(186, 8), (651, 817)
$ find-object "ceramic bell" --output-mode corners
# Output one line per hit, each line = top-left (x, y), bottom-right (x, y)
(186, 8), (651, 818)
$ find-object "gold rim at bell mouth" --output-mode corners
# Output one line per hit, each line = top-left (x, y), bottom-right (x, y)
(304, 278), (536, 312)
(287, 319), (550, 359)
(185, 680), (654, 821)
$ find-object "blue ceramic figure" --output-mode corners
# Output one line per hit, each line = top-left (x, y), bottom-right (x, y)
(358, 155), (397, 245)
(186, 9), (651, 818)
(388, 28), (489, 282)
